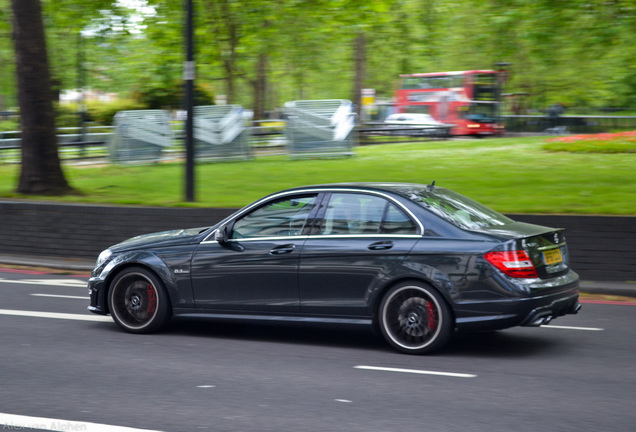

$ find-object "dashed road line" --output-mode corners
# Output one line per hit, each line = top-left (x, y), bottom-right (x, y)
(355, 365), (477, 378)
(0, 309), (111, 322)
(0, 278), (87, 288)
(30, 293), (89, 300)
(540, 324), (604, 331)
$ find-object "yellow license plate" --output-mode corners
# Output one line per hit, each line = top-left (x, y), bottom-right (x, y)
(542, 248), (563, 266)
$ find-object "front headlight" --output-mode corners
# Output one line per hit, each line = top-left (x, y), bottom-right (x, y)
(96, 249), (113, 267)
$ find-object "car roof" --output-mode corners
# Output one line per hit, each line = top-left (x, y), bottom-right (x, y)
(280, 182), (435, 196)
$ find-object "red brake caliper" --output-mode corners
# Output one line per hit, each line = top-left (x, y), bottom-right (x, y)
(426, 301), (437, 331)
(146, 284), (157, 316)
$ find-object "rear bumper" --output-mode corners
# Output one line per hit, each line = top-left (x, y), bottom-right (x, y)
(454, 271), (580, 332)
(519, 292), (581, 326)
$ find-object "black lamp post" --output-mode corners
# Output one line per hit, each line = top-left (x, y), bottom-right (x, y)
(184, 0), (195, 202)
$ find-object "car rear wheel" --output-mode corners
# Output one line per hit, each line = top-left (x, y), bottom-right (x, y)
(108, 267), (171, 333)
(378, 282), (452, 354)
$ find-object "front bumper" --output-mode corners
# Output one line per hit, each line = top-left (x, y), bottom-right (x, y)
(87, 277), (108, 315)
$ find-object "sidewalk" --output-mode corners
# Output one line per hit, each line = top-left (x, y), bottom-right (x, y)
(0, 254), (95, 273)
(0, 253), (634, 297)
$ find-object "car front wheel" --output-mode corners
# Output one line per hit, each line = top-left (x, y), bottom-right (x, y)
(378, 282), (452, 354)
(108, 267), (171, 333)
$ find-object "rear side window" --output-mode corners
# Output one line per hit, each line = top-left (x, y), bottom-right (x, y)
(383, 203), (418, 234)
(319, 193), (417, 235)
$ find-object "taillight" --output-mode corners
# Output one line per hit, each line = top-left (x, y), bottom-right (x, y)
(484, 250), (539, 278)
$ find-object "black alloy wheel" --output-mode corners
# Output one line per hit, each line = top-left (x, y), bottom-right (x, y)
(108, 267), (171, 333)
(378, 282), (452, 354)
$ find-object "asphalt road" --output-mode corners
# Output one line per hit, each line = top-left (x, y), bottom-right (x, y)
(1, 268), (635, 432)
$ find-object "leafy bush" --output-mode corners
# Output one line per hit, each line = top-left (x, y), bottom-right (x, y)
(0, 119), (19, 132)
(133, 83), (214, 110)
(544, 131), (636, 153)
(55, 103), (81, 128)
(85, 99), (147, 125)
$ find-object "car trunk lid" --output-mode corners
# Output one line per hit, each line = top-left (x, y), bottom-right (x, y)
(479, 222), (571, 279)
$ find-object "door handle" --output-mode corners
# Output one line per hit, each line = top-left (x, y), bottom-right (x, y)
(270, 244), (296, 255)
(368, 241), (394, 251)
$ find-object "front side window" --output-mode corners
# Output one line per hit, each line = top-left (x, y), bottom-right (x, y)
(231, 195), (317, 239)
(319, 193), (417, 235)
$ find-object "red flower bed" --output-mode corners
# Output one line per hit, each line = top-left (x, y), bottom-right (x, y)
(544, 131), (636, 153)
(546, 131), (636, 144)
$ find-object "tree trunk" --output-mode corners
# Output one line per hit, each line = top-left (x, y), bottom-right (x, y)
(253, 52), (268, 121)
(353, 31), (366, 124)
(11, 0), (73, 195)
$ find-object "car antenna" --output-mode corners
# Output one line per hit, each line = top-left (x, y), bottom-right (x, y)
(428, 180), (436, 189)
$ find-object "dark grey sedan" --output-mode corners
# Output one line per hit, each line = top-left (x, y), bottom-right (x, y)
(88, 183), (580, 354)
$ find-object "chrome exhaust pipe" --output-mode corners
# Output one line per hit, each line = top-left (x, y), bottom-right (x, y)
(531, 315), (553, 326)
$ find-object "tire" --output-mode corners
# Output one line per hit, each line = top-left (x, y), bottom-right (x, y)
(107, 267), (171, 333)
(378, 282), (452, 354)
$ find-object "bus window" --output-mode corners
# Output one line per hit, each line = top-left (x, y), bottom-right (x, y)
(473, 73), (498, 101)
(449, 76), (464, 88)
(405, 105), (430, 115)
(401, 77), (421, 90)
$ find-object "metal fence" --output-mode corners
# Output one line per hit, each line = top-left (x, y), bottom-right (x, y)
(0, 126), (114, 162)
(358, 123), (453, 145)
(110, 110), (174, 163)
(284, 99), (356, 158)
(194, 105), (251, 161)
(503, 115), (636, 134)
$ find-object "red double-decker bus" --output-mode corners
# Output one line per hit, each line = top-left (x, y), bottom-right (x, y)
(394, 70), (505, 136)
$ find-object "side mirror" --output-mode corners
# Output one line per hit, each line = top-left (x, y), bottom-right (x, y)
(214, 226), (228, 243)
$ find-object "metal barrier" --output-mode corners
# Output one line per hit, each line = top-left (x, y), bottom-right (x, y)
(503, 115), (636, 134)
(358, 123), (452, 145)
(194, 105), (250, 160)
(0, 126), (114, 162)
(284, 99), (356, 158)
(110, 110), (174, 163)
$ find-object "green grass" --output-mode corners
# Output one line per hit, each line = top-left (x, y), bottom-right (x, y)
(1, 136), (635, 214)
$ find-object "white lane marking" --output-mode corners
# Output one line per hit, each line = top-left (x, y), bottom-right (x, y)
(0, 309), (111, 322)
(31, 293), (89, 300)
(0, 413), (163, 432)
(541, 324), (604, 331)
(197, 385), (216, 388)
(355, 365), (477, 378)
(335, 399), (353, 403)
(0, 278), (87, 288)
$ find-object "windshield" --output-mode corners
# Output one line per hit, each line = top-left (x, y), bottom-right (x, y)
(390, 185), (513, 230)
(462, 103), (497, 123)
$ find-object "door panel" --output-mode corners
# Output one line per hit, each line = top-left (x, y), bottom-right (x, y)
(299, 237), (418, 316)
(190, 193), (319, 313)
(191, 239), (303, 312)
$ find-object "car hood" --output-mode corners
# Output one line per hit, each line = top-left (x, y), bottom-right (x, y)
(110, 227), (210, 252)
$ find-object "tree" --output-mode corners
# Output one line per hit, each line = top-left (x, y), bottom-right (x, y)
(11, 0), (72, 195)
